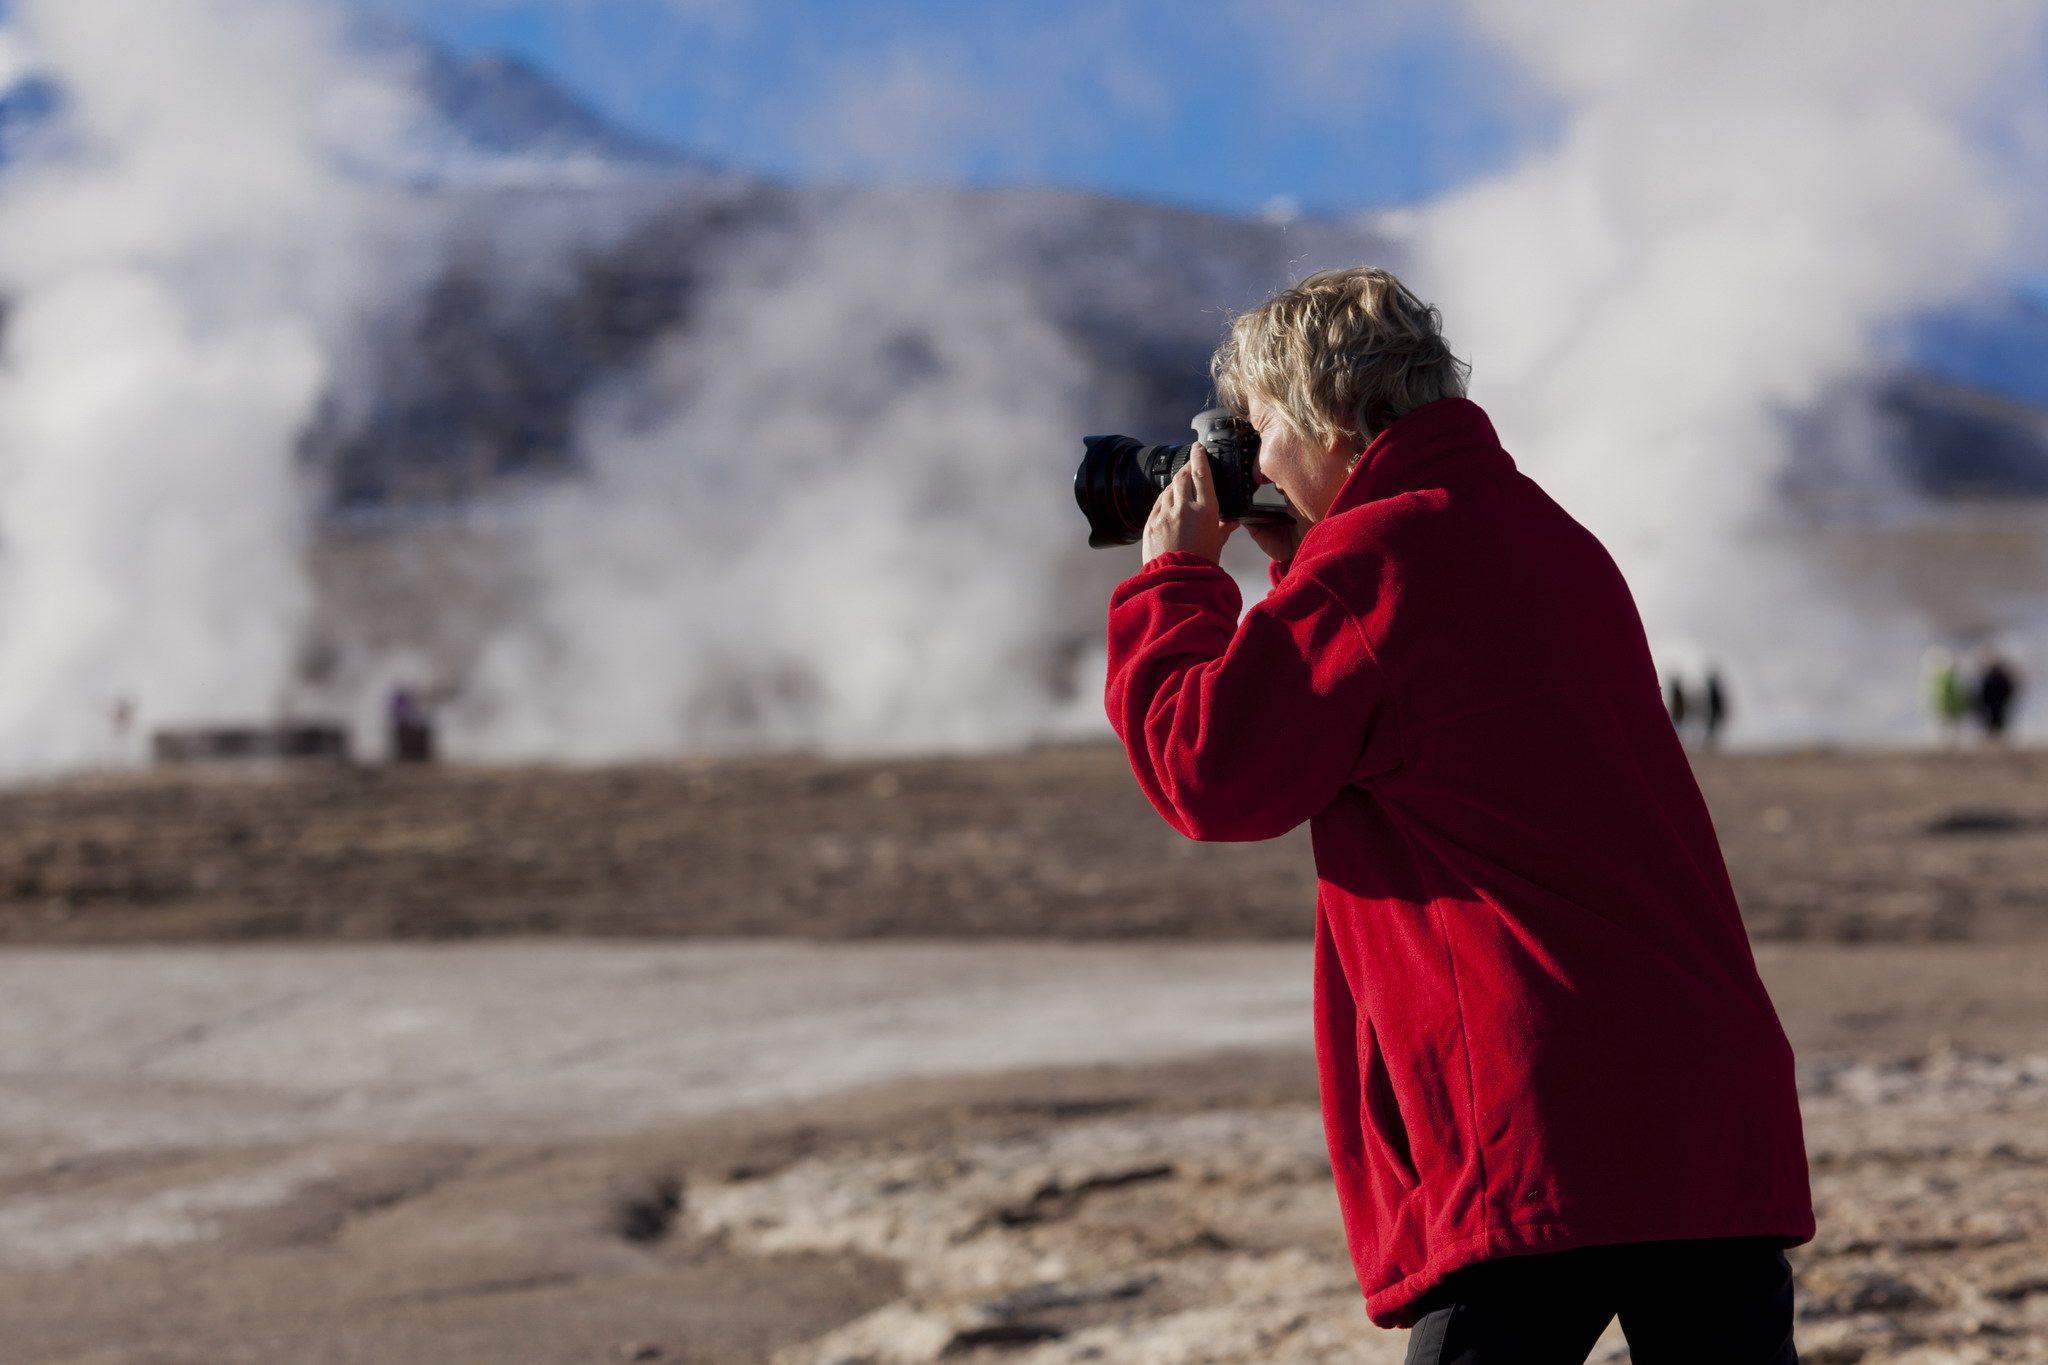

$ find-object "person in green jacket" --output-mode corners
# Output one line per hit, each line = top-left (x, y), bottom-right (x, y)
(1926, 647), (1969, 744)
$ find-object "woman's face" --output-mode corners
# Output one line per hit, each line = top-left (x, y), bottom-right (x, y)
(1247, 394), (1355, 524)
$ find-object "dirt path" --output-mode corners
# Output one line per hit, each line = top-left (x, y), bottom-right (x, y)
(0, 939), (2042, 1363)
(0, 940), (1310, 1151)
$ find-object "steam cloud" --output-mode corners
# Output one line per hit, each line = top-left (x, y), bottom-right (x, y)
(1, 0), (2046, 775)
(0, 0), (416, 773)
(455, 200), (1106, 760)
(1411, 0), (2048, 741)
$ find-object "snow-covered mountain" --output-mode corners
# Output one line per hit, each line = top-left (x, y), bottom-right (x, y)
(0, 14), (717, 188)
(0, 15), (2040, 513)
(341, 15), (717, 188)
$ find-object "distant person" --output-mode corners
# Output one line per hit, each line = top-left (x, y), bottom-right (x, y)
(1704, 668), (1729, 747)
(105, 696), (137, 769)
(1665, 674), (1690, 733)
(1975, 652), (2022, 743)
(1926, 647), (1969, 744)
(388, 687), (435, 764)
(1106, 266), (1808, 1362)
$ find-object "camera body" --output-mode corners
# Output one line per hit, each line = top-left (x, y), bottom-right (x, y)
(1073, 408), (1289, 548)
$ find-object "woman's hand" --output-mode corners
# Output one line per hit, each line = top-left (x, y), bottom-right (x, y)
(1243, 504), (1305, 564)
(1141, 443), (1237, 565)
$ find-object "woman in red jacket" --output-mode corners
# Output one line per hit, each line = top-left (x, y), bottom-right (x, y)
(1107, 267), (1811, 1364)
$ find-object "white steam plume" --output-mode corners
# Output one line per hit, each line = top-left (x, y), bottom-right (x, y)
(0, 0), (407, 774)
(456, 0), (2048, 759)
(455, 196), (1103, 760)
(1411, 0), (2048, 741)
(8, 0), (2046, 771)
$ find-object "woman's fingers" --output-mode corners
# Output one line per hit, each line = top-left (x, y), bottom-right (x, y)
(1155, 476), (1182, 518)
(1147, 471), (1186, 531)
(1141, 445), (1236, 565)
(1186, 443), (1214, 507)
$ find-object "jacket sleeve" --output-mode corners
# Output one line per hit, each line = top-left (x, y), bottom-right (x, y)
(1105, 551), (1395, 842)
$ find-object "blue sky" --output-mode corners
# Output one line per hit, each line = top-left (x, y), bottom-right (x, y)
(349, 0), (1551, 216)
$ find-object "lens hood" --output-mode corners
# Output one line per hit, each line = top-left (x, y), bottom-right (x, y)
(1073, 408), (1290, 547)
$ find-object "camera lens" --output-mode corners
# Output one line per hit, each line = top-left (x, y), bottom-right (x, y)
(1075, 435), (1180, 547)
(1073, 409), (1284, 548)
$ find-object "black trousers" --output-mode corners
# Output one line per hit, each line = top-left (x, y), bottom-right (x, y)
(1403, 1236), (1797, 1365)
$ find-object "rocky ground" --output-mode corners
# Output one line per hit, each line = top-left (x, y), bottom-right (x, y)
(698, 1046), (2048, 1365)
(0, 994), (2044, 1365)
(0, 746), (1314, 941)
(5, 746), (2048, 944)
(0, 748), (2046, 1363)
(1706, 749), (2048, 943)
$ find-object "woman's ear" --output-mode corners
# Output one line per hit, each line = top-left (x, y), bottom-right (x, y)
(1334, 431), (1365, 473)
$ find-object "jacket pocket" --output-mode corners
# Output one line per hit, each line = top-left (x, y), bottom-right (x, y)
(1359, 1013), (1420, 1192)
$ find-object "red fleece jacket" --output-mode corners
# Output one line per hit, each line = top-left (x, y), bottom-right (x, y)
(1105, 397), (1813, 1328)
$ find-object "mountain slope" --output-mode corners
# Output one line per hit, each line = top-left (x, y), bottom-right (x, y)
(307, 180), (1396, 511)
(347, 18), (717, 187)
(0, 13), (716, 187)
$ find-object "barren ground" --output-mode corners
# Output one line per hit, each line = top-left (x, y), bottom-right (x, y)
(0, 748), (2043, 1364)
(5, 746), (2048, 944)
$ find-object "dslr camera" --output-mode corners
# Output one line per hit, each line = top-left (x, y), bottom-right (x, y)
(1073, 408), (1292, 548)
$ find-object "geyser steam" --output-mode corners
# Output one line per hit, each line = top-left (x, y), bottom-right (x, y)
(0, 0), (399, 774)
(3, 0), (2048, 773)
(1412, 0), (2048, 740)
(455, 200), (1103, 761)
(458, 0), (2048, 757)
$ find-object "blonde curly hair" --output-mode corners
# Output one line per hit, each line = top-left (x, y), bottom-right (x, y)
(1212, 266), (1469, 456)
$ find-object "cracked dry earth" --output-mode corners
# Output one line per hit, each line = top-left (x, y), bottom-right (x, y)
(681, 1052), (2048, 1365)
(0, 1044), (2046, 1362)
(0, 1124), (899, 1364)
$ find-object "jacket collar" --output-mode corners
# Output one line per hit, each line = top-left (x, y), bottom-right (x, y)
(1323, 397), (1513, 519)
